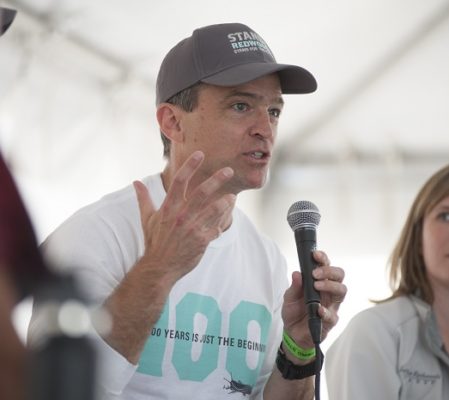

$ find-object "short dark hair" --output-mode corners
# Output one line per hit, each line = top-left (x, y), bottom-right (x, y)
(160, 83), (203, 158)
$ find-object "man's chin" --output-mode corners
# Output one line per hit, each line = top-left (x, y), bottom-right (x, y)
(245, 176), (268, 191)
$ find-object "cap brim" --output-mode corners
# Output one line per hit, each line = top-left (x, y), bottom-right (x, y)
(0, 8), (17, 36)
(201, 62), (317, 94)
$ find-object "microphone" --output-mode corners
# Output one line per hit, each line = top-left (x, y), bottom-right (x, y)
(287, 200), (322, 344)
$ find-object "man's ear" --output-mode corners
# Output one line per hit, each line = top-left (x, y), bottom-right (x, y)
(156, 103), (184, 144)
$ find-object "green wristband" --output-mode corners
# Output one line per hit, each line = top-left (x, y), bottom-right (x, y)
(282, 331), (316, 361)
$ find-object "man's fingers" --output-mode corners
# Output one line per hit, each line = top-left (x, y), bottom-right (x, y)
(283, 271), (304, 304)
(312, 263), (347, 312)
(166, 152), (235, 213)
(312, 264), (345, 282)
(198, 193), (236, 237)
(133, 180), (155, 226)
(314, 278), (347, 299)
(318, 305), (338, 325)
(189, 168), (234, 212)
(312, 250), (330, 266)
(167, 151), (204, 204)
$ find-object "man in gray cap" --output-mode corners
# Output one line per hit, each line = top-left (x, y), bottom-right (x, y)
(29, 23), (347, 399)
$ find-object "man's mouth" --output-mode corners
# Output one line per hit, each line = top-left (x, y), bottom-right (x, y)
(251, 151), (265, 159)
(246, 151), (269, 160)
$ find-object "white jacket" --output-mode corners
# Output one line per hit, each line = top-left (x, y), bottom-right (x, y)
(325, 295), (449, 400)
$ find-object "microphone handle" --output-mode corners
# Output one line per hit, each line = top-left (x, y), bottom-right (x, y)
(295, 228), (321, 305)
(295, 228), (322, 344)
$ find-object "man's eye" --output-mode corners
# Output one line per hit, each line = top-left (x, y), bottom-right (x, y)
(232, 103), (248, 112)
(269, 108), (281, 118)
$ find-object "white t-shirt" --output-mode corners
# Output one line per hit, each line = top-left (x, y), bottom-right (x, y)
(29, 174), (289, 399)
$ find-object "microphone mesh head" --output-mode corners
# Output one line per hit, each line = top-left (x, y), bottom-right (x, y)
(287, 200), (321, 230)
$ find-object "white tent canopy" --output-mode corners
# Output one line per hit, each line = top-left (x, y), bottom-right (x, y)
(2, 1), (448, 398)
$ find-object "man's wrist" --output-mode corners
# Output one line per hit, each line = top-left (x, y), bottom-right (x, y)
(280, 342), (313, 365)
(275, 345), (323, 380)
(282, 331), (316, 363)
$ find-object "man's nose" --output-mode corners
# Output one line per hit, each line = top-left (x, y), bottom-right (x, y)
(250, 109), (275, 139)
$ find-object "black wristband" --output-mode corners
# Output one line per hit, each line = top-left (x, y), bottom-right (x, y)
(276, 345), (324, 380)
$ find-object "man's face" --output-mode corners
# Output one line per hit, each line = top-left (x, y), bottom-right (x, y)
(179, 73), (284, 194)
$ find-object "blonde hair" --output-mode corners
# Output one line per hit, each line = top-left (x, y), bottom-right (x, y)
(379, 164), (449, 304)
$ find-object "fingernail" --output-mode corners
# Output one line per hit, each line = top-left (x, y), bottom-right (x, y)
(192, 151), (204, 161)
(222, 167), (233, 178)
(313, 268), (322, 279)
(313, 249), (322, 258)
(315, 281), (324, 290)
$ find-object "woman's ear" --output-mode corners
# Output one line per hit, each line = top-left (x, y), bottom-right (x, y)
(156, 103), (184, 145)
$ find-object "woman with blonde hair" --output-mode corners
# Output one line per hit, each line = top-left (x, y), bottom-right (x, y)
(326, 164), (449, 399)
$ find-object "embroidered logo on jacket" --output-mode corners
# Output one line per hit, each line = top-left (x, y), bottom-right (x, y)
(399, 368), (441, 385)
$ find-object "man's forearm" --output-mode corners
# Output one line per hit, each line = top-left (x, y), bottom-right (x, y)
(103, 257), (177, 364)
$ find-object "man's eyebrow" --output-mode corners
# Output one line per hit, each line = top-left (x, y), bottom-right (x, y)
(224, 90), (284, 105)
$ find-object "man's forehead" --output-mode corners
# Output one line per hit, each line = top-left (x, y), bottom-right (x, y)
(201, 74), (283, 102)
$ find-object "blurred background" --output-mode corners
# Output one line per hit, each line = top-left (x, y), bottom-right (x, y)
(1, 0), (448, 398)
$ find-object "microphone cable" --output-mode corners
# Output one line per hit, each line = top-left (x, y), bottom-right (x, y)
(314, 342), (323, 400)
(309, 302), (323, 400)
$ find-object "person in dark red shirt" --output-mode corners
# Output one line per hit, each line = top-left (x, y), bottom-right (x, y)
(0, 8), (51, 399)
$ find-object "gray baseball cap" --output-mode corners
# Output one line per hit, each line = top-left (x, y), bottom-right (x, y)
(0, 7), (16, 36)
(156, 22), (317, 104)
